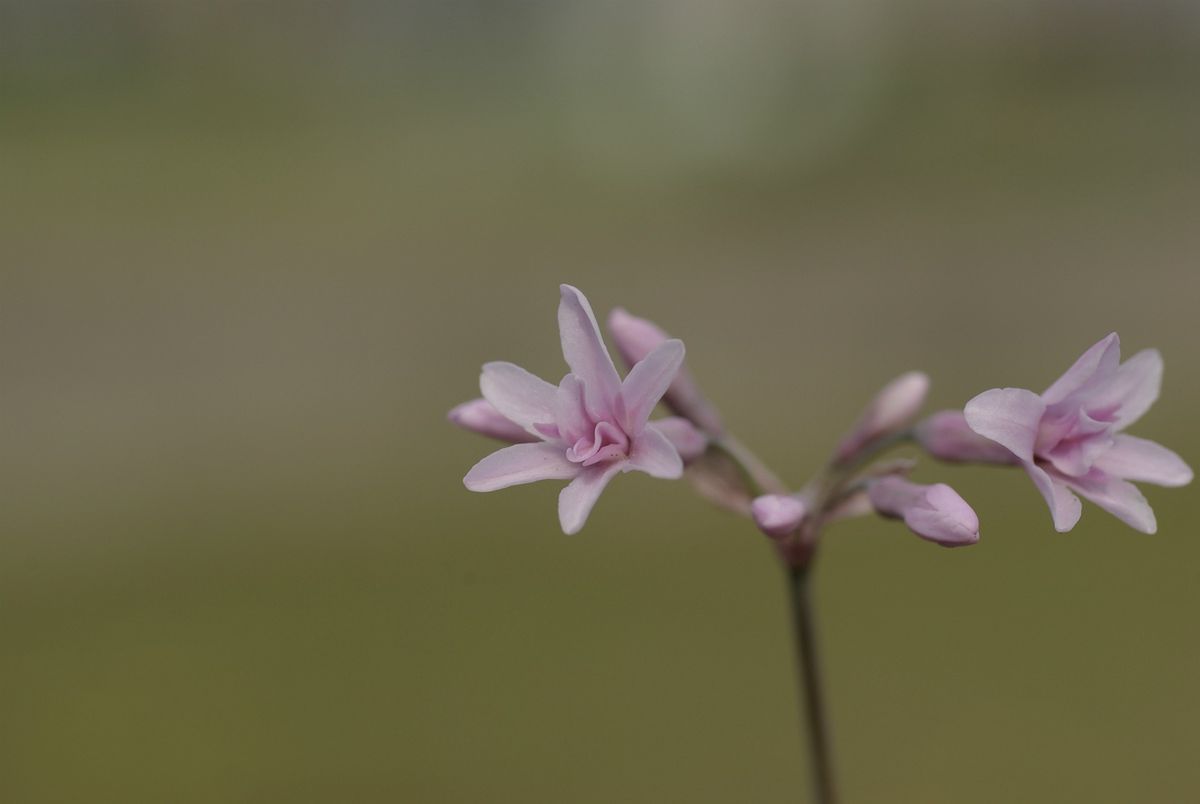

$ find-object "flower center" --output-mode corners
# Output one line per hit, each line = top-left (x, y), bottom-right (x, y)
(566, 420), (630, 466)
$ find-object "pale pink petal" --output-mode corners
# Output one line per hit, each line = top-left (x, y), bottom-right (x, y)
(963, 388), (1046, 463)
(1062, 470), (1157, 534)
(620, 339), (686, 432)
(553, 374), (591, 445)
(448, 398), (539, 443)
(649, 417), (708, 462)
(1042, 332), (1120, 405)
(1083, 348), (1162, 431)
(480, 362), (557, 432)
(1093, 434), (1193, 488)
(751, 494), (807, 538)
(1024, 462), (1082, 532)
(1042, 431), (1115, 478)
(464, 442), (579, 492)
(625, 424), (684, 479)
(558, 285), (624, 421)
(558, 462), (623, 534)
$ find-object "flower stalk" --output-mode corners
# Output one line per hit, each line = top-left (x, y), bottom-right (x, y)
(450, 287), (1193, 804)
(789, 564), (837, 804)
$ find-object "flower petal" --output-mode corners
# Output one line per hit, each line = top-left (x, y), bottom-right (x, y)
(963, 388), (1046, 463)
(1083, 348), (1162, 431)
(553, 374), (591, 445)
(648, 417), (708, 462)
(463, 442), (579, 492)
(620, 339), (686, 432)
(448, 398), (539, 443)
(1093, 434), (1193, 488)
(558, 462), (623, 534)
(1042, 430), (1115, 478)
(480, 362), (558, 433)
(558, 285), (624, 422)
(1042, 332), (1120, 405)
(1062, 470), (1157, 534)
(625, 424), (684, 479)
(1024, 462), (1082, 532)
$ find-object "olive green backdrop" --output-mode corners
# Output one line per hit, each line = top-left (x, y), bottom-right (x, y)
(1, 3), (1197, 802)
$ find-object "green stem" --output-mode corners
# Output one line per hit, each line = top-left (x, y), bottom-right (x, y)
(789, 564), (837, 804)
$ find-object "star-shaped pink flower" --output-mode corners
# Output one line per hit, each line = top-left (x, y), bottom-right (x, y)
(964, 333), (1192, 533)
(461, 285), (688, 534)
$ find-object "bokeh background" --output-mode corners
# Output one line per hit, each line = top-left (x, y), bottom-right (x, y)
(2, 2), (1197, 802)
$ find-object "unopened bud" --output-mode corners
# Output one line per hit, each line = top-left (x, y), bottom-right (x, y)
(448, 398), (538, 443)
(751, 494), (808, 539)
(608, 308), (724, 435)
(834, 371), (929, 464)
(866, 476), (979, 547)
(915, 410), (1019, 465)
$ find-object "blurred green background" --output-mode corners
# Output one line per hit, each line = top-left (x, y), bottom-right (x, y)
(1, 2), (1197, 802)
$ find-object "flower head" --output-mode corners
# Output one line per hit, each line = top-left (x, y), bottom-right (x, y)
(964, 333), (1192, 534)
(458, 285), (692, 534)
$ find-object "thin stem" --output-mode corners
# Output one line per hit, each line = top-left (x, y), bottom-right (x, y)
(789, 564), (837, 804)
(714, 434), (789, 496)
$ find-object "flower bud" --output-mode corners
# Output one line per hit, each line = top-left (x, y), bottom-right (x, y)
(915, 410), (1020, 465)
(751, 494), (808, 538)
(651, 417), (709, 463)
(834, 371), (929, 464)
(866, 476), (979, 547)
(447, 398), (538, 443)
(607, 308), (724, 435)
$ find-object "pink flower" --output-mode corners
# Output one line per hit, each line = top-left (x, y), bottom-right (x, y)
(964, 333), (1192, 534)
(834, 371), (929, 465)
(866, 476), (980, 547)
(460, 285), (690, 534)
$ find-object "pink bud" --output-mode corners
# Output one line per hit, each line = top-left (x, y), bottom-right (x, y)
(447, 398), (538, 443)
(834, 371), (930, 464)
(607, 308), (724, 435)
(866, 476), (979, 547)
(751, 494), (807, 538)
(651, 417), (709, 462)
(915, 410), (1020, 465)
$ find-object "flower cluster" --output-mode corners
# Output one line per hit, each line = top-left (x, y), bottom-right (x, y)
(450, 286), (1191, 558)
